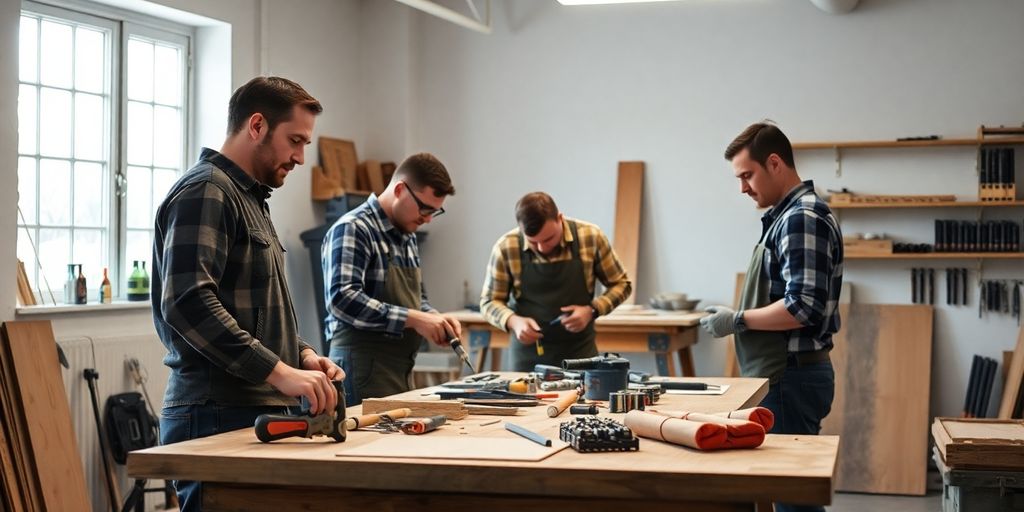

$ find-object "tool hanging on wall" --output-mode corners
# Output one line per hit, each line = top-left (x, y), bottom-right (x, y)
(978, 279), (1023, 318)
(911, 268), (935, 305)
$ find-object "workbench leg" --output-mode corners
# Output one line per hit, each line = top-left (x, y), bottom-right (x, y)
(468, 330), (491, 375)
(678, 347), (696, 377)
(654, 352), (677, 376)
(490, 348), (503, 372)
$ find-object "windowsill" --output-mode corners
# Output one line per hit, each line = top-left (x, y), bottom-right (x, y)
(16, 300), (152, 316)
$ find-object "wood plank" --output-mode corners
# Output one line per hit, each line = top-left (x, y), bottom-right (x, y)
(1, 321), (90, 511)
(723, 273), (745, 378)
(612, 161), (643, 304)
(792, 136), (1024, 150)
(360, 398), (469, 420)
(204, 483), (754, 512)
(0, 325), (40, 512)
(0, 397), (25, 512)
(365, 159), (385, 195)
(998, 327), (1024, 419)
(821, 304), (933, 495)
(318, 137), (360, 193)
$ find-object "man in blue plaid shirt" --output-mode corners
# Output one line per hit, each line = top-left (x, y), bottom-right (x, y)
(701, 122), (842, 512)
(322, 153), (460, 405)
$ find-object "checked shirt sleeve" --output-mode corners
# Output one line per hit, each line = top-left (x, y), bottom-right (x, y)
(776, 208), (840, 327)
(322, 221), (408, 336)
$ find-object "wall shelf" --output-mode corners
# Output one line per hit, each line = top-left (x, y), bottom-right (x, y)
(846, 253), (1024, 260)
(830, 200), (1024, 209)
(793, 137), (1024, 150)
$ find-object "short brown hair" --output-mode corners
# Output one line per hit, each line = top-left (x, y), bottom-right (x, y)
(515, 192), (559, 237)
(227, 76), (323, 135)
(724, 122), (795, 168)
(395, 153), (455, 197)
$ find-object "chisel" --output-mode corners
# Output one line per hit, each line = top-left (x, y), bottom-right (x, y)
(961, 268), (968, 306)
(912, 268), (919, 304)
(929, 268), (935, 305)
(343, 407), (412, 431)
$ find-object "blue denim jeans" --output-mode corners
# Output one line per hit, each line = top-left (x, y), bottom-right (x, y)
(160, 403), (293, 511)
(759, 359), (835, 512)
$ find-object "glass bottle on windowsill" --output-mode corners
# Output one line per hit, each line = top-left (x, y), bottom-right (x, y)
(99, 267), (112, 304)
(64, 263), (77, 305)
(127, 260), (150, 302)
(75, 264), (88, 304)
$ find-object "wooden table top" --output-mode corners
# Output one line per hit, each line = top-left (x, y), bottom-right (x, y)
(127, 376), (838, 506)
(447, 308), (707, 328)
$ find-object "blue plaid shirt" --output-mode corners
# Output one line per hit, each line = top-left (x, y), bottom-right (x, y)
(760, 180), (843, 353)
(321, 194), (436, 341)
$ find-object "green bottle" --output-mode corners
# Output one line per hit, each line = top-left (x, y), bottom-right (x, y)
(127, 260), (150, 301)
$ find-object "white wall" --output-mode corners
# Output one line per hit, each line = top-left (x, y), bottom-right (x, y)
(378, 0), (1024, 418)
(1, 0), (22, 323)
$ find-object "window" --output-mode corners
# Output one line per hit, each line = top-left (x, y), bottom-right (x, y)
(17, 1), (190, 304)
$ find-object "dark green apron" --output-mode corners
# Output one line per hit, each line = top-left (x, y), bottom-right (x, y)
(330, 252), (423, 405)
(509, 221), (598, 372)
(734, 205), (792, 384)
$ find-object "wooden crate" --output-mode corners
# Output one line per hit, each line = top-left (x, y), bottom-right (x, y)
(843, 238), (893, 256)
(932, 417), (1024, 471)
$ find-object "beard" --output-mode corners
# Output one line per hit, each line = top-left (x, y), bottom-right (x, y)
(253, 135), (292, 188)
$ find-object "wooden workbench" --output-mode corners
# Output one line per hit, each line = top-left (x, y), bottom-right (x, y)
(127, 377), (838, 511)
(448, 309), (707, 376)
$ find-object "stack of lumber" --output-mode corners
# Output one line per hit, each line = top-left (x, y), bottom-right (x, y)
(312, 137), (395, 200)
(932, 417), (1024, 471)
(0, 320), (90, 511)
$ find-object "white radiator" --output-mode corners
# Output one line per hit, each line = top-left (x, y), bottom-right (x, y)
(56, 335), (172, 512)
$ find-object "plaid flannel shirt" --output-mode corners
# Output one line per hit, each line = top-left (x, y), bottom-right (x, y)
(760, 180), (844, 353)
(480, 218), (632, 331)
(153, 148), (313, 407)
(322, 194), (436, 341)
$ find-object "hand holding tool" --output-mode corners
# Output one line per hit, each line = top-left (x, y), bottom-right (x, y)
(255, 380), (346, 443)
(344, 407), (411, 431)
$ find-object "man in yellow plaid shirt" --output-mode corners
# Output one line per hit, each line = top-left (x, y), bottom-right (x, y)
(480, 192), (632, 371)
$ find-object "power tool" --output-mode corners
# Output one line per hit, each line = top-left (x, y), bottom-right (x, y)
(254, 380), (346, 443)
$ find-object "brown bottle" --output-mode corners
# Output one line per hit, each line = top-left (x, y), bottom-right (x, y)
(75, 264), (87, 304)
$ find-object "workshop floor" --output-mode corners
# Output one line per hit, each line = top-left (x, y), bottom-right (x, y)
(828, 490), (942, 511)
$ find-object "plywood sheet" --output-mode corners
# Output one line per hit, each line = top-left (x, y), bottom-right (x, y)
(613, 161), (643, 304)
(336, 435), (568, 462)
(1, 321), (90, 511)
(319, 137), (359, 193)
(821, 304), (933, 495)
(998, 327), (1024, 419)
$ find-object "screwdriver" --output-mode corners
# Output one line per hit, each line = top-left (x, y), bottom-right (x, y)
(448, 337), (477, 374)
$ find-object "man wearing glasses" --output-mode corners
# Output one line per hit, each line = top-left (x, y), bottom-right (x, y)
(480, 192), (632, 371)
(322, 153), (460, 405)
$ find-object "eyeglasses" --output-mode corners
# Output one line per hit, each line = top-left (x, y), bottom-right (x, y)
(401, 181), (445, 218)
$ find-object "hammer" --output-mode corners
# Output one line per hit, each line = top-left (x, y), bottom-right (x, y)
(255, 380), (346, 443)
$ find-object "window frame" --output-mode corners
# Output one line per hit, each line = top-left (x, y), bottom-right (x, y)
(18, 0), (194, 302)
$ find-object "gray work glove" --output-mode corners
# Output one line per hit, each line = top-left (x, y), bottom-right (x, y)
(700, 305), (740, 338)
